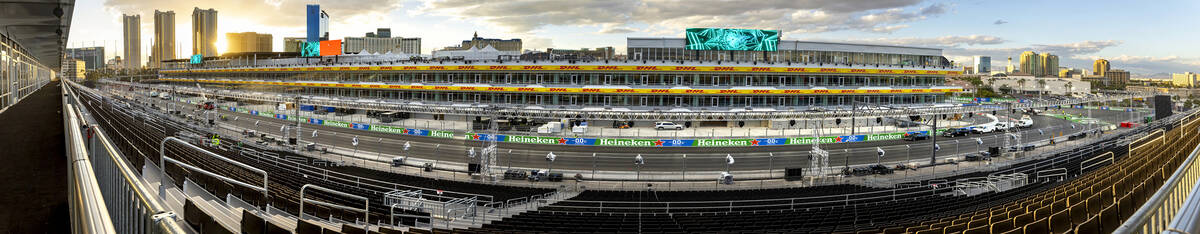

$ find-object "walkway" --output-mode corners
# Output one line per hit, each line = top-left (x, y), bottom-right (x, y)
(0, 81), (67, 233)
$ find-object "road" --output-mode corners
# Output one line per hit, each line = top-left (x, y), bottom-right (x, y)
(116, 88), (1141, 174)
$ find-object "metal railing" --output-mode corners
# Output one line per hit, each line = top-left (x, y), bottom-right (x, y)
(65, 89), (117, 234)
(157, 137), (269, 201)
(299, 184), (369, 225)
(105, 79), (1148, 121)
(1117, 112), (1200, 234)
(63, 82), (187, 233)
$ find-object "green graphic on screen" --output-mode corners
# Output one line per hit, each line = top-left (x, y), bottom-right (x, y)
(685, 28), (779, 51)
(301, 42), (321, 57)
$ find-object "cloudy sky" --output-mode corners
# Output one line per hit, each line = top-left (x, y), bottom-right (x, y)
(68, 0), (1200, 77)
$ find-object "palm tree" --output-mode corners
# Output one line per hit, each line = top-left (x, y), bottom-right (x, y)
(1037, 79), (1047, 99)
(1017, 79), (1027, 94)
(1065, 82), (1074, 95)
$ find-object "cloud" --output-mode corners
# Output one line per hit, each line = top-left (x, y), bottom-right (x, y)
(597, 24), (636, 34)
(993, 19), (1007, 25)
(824, 35), (1007, 47)
(419, 0), (945, 35)
(522, 37), (555, 51)
(820, 35), (1142, 73)
(1073, 55), (1200, 75)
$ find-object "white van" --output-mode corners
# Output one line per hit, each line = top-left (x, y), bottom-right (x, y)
(971, 124), (996, 134)
(655, 122), (684, 130)
(1018, 116), (1034, 128)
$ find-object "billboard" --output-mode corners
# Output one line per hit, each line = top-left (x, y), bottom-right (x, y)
(685, 28), (779, 51)
(319, 40), (342, 56)
(189, 54), (203, 64)
(301, 42), (321, 57)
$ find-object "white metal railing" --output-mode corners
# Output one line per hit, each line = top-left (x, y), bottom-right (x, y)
(300, 184), (370, 225)
(104, 79), (1148, 121)
(63, 81), (187, 233)
(1117, 112), (1200, 234)
(65, 91), (117, 234)
(157, 137), (269, 201)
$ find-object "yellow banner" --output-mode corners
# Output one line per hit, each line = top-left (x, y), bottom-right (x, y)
(162, 65), (962, 75)
(162, 78), (963, 95)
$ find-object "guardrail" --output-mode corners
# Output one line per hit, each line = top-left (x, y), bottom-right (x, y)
(1117, 112), (1200, 234)
(63, 82), (187, 233)
(299, 184), (369, 225)
(65, 85), (117, 233)
(157, 137), (269, 201)
(104, 79), (1148, 121)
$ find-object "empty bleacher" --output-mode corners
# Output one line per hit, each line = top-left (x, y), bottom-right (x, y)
(464, 112), (1200, 233)
(75, 81), (1200, 234)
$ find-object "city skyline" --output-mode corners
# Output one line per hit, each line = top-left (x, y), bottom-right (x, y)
(70, 0), (1200, 76)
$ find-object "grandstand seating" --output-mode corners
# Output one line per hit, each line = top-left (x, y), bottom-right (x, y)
(465, 114), (1199, 233)
(79, 85), (1200, 234)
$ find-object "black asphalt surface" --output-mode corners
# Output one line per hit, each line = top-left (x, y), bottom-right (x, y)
(120, 88), (1143, 173)
(0, 82), (68, 233)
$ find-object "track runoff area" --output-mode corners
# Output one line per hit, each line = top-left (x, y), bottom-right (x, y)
(104, 83), (1144, 186)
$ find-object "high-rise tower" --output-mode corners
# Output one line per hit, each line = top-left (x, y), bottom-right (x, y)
(152, 10), (175, 68)
(122, 14), (141, 69)
(192, 7), (218, 56)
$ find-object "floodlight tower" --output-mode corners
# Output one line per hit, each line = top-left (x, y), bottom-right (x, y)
(810, 118), (830, 178)
(479, 106), (500, 180)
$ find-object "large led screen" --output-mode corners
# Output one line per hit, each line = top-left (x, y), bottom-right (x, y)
(319, 40), (342, 56)
(189, 54), (203, 64)
(301, 42), (321, 57)
(685, 28), (779, 51)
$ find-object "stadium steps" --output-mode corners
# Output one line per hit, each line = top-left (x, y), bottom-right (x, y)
(225, 193), (298, 233)
(139, 162), (194, 223)
(265, 205), (301, 231)
(448, 189), (582, 229)
(299, 212), (346, 232)
(888, 118), (1199, 234)
(183, 179), (244, 233)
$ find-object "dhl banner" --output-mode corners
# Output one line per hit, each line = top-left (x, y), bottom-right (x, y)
(161, 78), (963, 95)
(162, 64), (962, 75)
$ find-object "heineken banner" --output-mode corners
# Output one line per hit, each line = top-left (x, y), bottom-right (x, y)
(322, 120), (351, 128)
(219, 103), (966, 147)
(370, 125), (405, 134)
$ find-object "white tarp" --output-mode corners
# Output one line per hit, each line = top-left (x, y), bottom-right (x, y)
(432, 44), (520, 60)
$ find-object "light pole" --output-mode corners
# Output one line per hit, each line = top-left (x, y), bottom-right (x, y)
(932, 143), (941, 178)
(725, 154), (734, 173)
(428, 144), (440, 177)
(374, 138), (383, 167)
(905, 145), (911, 180)
(294, 96), (302, 153)
(546, 152), (556, 174)
(311, 130), (319, 152)
(681, 154), (687, 181)
(634, 154), (644, 180)
(350, 135), (359, 166)
(955, 139), (961, 175)
(768, 153), (775, 178)
(975, 138), (983, 155)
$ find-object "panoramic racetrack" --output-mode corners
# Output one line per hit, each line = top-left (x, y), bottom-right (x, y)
(129, 91), (1137, 173)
